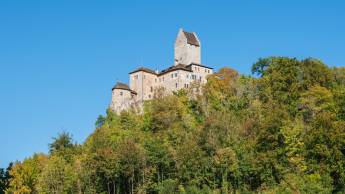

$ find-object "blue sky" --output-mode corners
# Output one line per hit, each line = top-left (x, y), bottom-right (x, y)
(0, 0), (344, 168)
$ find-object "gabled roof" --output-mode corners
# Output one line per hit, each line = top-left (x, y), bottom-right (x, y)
(183, 31), (200, 47)
(159, 64), (193, 76)
(186, 63), (213, 69)
(129, 67), (157, 75)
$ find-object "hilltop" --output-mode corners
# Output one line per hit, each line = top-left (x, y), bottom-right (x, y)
(2, 57), (345, 194)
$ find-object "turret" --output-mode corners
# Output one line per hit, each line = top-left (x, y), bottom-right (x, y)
(110, 82), (136, 113)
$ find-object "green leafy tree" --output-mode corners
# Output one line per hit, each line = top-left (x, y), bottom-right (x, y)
(37, 155), (78, 194)
(0, 163), (12, 194)
(6, 154), (47, 194)
(49, 132), (75, 154)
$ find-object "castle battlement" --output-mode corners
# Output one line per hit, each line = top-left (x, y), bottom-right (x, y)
(110, 29), (213, 113)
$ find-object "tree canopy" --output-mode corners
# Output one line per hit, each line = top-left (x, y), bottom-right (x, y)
(3, 57), (345, 194)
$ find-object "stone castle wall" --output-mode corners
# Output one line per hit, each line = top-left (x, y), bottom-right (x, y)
(110, 29), (213, 113)
(110, 89), (133, 113)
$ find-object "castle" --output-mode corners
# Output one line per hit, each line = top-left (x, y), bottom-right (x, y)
(110, 29), (213, 113)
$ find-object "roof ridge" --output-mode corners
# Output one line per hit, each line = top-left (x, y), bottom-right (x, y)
(129, 66), (157, 75)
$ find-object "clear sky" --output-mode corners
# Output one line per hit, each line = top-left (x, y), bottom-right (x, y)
(0, 0), (344, 168)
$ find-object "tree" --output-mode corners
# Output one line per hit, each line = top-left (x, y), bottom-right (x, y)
(6, 154), (47, 194)
(49, 132), (75, 154)
(0, 163), (12, 194)
(95, 114), (106, 128)
(252, 57), (334, 115)
(37, 155), (78, 194)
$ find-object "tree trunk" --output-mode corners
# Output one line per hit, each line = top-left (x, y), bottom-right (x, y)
(107, 182), (110, 194)
(131, 177), (134, 194)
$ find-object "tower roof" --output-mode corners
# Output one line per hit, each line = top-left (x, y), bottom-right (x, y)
(112, 82), (137, 94)
(183, 31), (200, 47)
(112, 82), (130, 91)
(129, 67), (157, 75)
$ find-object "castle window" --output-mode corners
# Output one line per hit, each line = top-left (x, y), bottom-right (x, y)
(175, 83), (178, 88)
(199, 76), (202, 81)
(205, 69), (207, 73)
(186, 75), (189, 79)
(149, 94), (151, 98)
(155, 78), (157, 83)
(134, 75), (138, 79)
(208, 70), (210, 73)
(144, 75), (146, 79)
(120, 92), (123, 96)
(171, 74), (173, 78)
(174, 73), (177, 77)
(150, 86), (153, 92)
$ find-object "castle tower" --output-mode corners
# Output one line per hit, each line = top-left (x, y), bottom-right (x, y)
(129, 67), (157, 102)
(174, 28), (201, 65)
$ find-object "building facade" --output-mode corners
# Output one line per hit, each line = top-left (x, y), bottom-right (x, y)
(110, 29), (213, 113)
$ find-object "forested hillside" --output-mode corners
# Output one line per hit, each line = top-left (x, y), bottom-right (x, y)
(2, 57), (345, 194)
